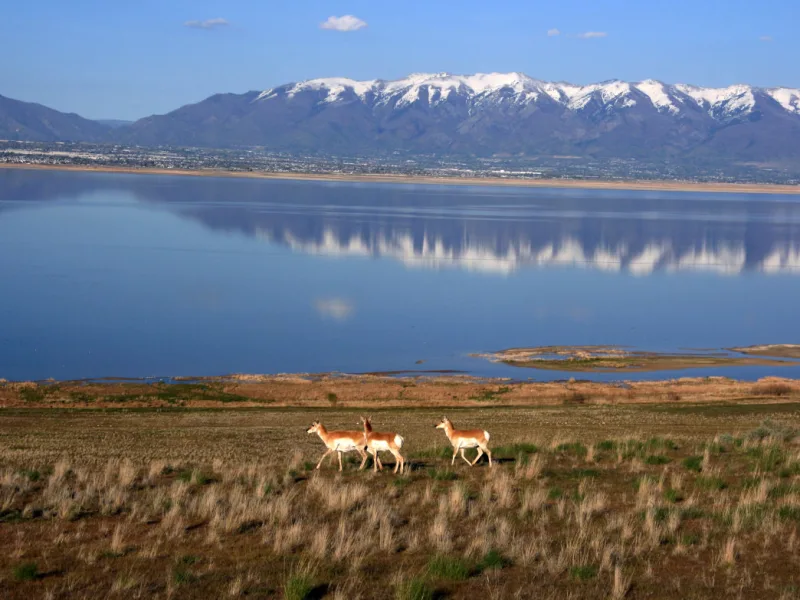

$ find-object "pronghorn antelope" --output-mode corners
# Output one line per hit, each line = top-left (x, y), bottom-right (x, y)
(306, 421), (368, 472)
(361, 417), (406, 474)
(435, 416), (493, 467)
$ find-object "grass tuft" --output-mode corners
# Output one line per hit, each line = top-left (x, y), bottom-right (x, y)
(283, 565), (315, 600)
(426, 555), (470, 581)
(778, 506), (800, 522)
(12, 562), (38, 581)
(682, 455), (703, 472)
(478, 549), (510, 572)
(555, 442), (588, 457)
(395, 577), (434, 600)
(569, 565), (597, 581)
(428, 468), (458, 481)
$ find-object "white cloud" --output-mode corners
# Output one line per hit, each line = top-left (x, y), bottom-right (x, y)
(759, 35), (773, 42)
(576, 31), (608, 39)
(320, 15), (367, 32)
(547, 28), (561, 37)
(184, 18), (229, 30)
(315, 298), (354, 321)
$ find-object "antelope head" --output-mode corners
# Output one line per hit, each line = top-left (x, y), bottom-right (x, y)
(306, 421), (322, 434)
(435, 416), (450, 430)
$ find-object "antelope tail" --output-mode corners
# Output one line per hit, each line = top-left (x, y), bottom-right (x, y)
(394, 434), (404, 448)
(484, 431), (491, 441)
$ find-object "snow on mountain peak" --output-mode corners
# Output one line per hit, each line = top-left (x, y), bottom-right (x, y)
(635, 80), (680, 114)
(674, 83), (755, 118)
(767, 88), (800, 114)
(255, 73), (800, 120)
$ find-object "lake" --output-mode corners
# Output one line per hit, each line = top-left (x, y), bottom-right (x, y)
(1, 168), (800, 382)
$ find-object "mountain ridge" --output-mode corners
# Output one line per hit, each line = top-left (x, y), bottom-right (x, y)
(3, 72), (800, 161)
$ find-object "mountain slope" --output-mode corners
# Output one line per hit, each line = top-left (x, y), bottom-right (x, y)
(3, 73), (800, 161)
(0, 94), (111, 142)
(121, 73), (800, 159)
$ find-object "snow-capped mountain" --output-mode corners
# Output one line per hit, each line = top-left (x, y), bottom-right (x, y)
(256, 72), (799, 123)
(120, 72), (800, 160)
(4, 72), (800, 161)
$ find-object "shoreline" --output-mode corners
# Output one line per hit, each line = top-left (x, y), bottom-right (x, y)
(2, 373), (798, 409)
(3, 162), (800, 195)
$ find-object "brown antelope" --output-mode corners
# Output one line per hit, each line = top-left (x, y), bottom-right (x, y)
(435, 416), (493, 467)
(306, 421), (368, 472)
(361, 416), (406, 474)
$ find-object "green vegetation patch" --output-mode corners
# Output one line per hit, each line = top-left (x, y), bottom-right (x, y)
(493, 442), (539, 459)
(12, 562), (38, 581)
(683, 456), (703, 472)
(477, 549), (511, 572)
(696, 476), (728, 491)
(426, 555), (470, 581)
(779, 506), (800, 523)
(395, 577), (434, 600)
(283, 568), (315, 600)
(428, 468), (458, 481)
(569, 565), (598, 581)
(555, 442), (588, 457)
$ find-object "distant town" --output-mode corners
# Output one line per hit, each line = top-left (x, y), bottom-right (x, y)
(2, 139), (799, 185)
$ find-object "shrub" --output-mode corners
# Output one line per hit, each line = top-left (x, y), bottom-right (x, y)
(748, 420), (797, 443)
(645, 455), (671, 465)
(753, 383), (794, 397)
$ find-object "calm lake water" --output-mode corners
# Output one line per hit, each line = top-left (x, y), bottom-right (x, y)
(1, 168), (800, 382)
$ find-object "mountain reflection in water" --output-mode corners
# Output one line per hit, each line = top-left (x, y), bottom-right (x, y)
(2, 168), (800, 381)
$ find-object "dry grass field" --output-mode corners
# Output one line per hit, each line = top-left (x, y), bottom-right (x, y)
(1, 380), (800, 599)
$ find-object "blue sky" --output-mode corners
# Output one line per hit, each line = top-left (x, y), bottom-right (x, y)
(2, 0), (798, 120)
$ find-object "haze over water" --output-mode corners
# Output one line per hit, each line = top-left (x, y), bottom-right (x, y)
(1, 168), (800, 382)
